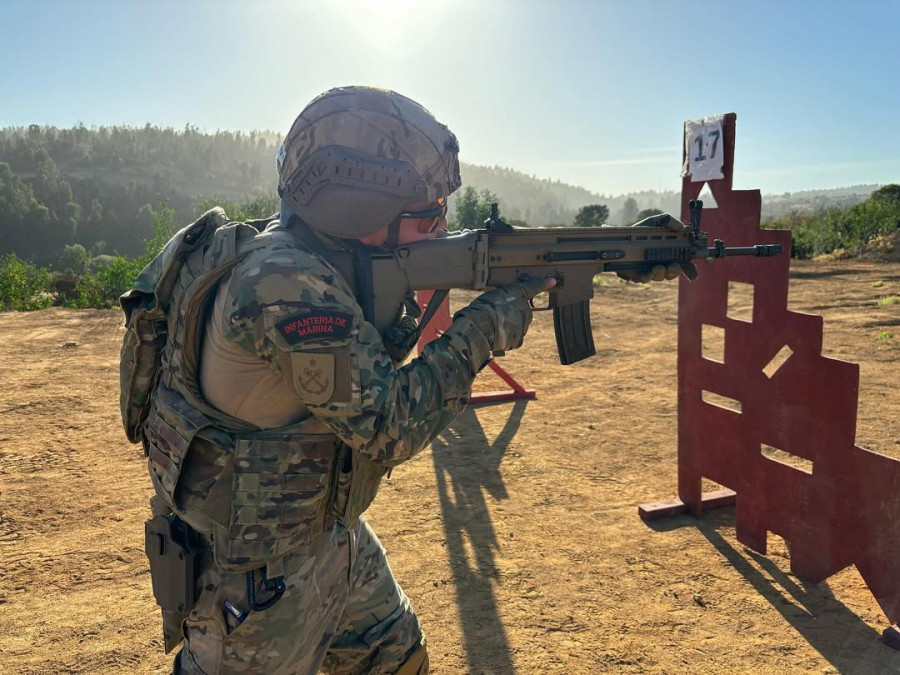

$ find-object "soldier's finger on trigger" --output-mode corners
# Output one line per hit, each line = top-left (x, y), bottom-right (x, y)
(519, 276), (549, 300)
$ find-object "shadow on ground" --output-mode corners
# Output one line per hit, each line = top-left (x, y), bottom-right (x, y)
(430, 400), (528, 674)
(647, 510), (900, 673)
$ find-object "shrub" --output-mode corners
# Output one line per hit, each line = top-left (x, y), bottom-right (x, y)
(57, 244), (93, 275)
(766, 185), (900, 259)
(0, 253), (53, 311)
(50, 270), (81, 306)
(96, 256), (146, 306)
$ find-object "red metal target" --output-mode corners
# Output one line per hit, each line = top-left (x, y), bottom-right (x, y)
(640, 113), (900, 640)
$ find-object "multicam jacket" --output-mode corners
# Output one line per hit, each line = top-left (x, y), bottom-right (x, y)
(130, 211), (492, 578)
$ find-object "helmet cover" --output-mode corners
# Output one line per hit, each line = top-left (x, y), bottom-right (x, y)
(277, 86), (461, 238)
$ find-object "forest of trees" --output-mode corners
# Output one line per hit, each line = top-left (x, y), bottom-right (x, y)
(0, 123), (896, 311)
(0, 124), (280, 263)
(4, 123), (882, 265)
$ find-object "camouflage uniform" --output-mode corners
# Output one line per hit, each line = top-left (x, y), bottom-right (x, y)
(178, 514), (424, 674)
(126, 86), (541, 674)
(161, 218), (538, 674)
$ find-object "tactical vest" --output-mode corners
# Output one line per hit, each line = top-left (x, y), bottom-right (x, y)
(120, 208), (386, 578)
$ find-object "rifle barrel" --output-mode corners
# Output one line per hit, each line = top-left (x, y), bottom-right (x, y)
(705, 244), (783, 258)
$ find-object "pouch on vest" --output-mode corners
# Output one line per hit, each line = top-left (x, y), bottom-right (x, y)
(120, 208), (229, 443)
(144, 382), (341, 572)
(144, 381), (233, 519)
(215, 432), (341, 572)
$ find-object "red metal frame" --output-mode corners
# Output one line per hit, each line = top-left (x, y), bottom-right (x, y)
(415, 290), (536, 403)
(469, 360), (537, 403)
(640, 113), (900, 640)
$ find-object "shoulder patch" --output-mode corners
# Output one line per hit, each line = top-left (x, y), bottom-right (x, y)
(290, 352), (335, 404)
(276, 311), (354, 345)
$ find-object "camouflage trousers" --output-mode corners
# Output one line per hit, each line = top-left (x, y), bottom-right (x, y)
(175, 516), (426, 674)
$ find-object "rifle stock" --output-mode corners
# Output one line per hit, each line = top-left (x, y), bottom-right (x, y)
(361, 201), (783, 364)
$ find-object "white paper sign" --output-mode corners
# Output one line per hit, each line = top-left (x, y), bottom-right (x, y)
(682, 115), (725, 182)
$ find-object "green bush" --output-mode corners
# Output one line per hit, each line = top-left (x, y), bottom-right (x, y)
(74, 204), (176, 309)
(766, 184), (900, 259)
(0, 253), (53, 311)
(45, 254), (153, 309)
(57, 243), (93, 275)
(0, 200), (177, 311)
(96, 256), (146, 306)
(50, 270), (81, 306)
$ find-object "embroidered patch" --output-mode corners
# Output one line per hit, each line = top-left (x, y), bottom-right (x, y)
(290, 352), (335, 404)
(276, 311), (353, 345)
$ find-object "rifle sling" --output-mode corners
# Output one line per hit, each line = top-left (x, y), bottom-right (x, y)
(282, 217), (448, 348)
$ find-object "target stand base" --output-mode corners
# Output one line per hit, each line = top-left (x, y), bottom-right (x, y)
(638, 489), (737, 521)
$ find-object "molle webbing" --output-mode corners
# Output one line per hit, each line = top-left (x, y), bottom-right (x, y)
(120, 207), (231, 443)
(141, 216), (388, 574)
(161, 223), (277, 432)
(153, 224), (350, 573)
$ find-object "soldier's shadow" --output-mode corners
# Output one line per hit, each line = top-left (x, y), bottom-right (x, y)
(650, 512), (900, 672)
(430, 400), (528, 675)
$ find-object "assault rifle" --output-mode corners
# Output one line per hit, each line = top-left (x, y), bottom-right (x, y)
(332, 200), (782, 365)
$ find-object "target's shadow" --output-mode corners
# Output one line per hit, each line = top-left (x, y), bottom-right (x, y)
(648, 511), (898, 672)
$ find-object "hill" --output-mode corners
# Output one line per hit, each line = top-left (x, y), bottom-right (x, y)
(0, 124), (883, 262)
(761, 185), (880, 220)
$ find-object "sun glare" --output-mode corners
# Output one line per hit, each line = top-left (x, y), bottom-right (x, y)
(358, 0), (417, 13)
(339, 0), (442, 55)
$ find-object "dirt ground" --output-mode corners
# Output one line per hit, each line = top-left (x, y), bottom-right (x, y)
(0, 260), (898, 674)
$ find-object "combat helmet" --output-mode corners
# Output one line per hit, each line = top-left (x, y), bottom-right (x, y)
(277, 86), (462, 238)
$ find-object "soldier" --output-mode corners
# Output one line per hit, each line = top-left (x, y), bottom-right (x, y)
(136, 86), (554, 674)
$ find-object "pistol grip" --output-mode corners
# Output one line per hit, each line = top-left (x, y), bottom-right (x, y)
(553, 300), (595, 365)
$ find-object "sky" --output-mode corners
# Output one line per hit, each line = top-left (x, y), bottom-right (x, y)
(2, 0), (899, 196)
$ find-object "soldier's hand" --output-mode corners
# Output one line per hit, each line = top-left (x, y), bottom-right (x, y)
(382, 314), (419, 363)
(454, 276), (555, 352)
(615, 214), (699, 283)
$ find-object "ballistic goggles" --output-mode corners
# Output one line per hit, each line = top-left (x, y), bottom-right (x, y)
(399, 198), (447, 233)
